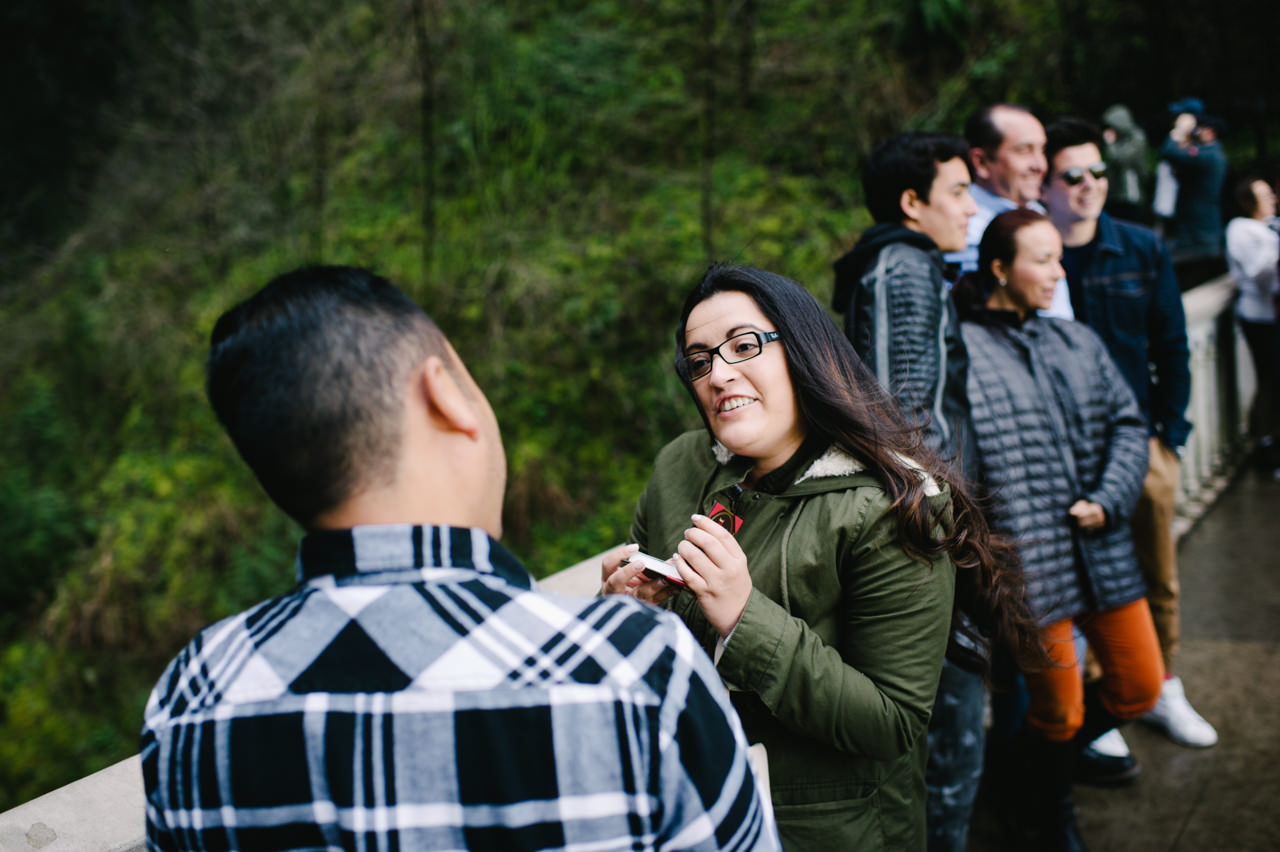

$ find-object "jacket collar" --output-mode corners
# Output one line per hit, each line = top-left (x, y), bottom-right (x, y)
(970, 306), (1039, 331)
(832, 222), (941, 310)
(710, 435), (846, 489)
(295, 524), (533, 590)
(709, 438), (939, 496)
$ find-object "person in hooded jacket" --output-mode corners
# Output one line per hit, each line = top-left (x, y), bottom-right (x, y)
(832, 131), (987, 852)
(832, 132), (978, 478)
(601, 264), (1045, 851)
(1101, 104), (1150, 224)
(954, 208), (1164, 852)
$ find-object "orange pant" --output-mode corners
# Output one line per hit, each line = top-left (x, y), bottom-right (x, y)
(1025, 599), (1165, 742)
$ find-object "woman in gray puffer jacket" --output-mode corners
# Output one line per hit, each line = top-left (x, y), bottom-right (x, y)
(954, 209), (1165, 852)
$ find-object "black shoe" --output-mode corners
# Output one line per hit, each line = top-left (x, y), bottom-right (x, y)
(1028, 736), (1093, 852)
(1075, 742), (1140, 786)
(1254, 437), (1279, 471)
(1047, 799), (1092, 852)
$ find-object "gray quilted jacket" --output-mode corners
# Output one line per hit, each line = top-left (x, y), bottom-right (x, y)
(962, 311), (1149, 622)
(833, 224), (977, 481)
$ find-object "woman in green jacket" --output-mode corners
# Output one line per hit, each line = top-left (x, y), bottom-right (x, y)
(602, 264), (1040, 850)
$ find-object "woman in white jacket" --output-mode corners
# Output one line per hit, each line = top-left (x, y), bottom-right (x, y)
(1226, 176), (1279, 467)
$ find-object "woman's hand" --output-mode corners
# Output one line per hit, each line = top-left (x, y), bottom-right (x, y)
(600, 543), (679, 604)
(675, 514), (752, 638)
(1068, 499), (1107, 531)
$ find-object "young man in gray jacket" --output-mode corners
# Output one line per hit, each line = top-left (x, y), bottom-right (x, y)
(833, 132), (977, 473)
(832, 132), (980, 852)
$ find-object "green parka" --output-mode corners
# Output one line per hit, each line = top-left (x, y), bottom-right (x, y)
(632, 431), (956, 851)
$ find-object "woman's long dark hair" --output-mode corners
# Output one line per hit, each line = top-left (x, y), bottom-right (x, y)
(675, 263), (1045, 674)
(952, 207), (1051, 321)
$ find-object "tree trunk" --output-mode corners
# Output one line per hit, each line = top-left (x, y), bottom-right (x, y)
(412, 0), (439, 288)
(700, 0), (718, 262)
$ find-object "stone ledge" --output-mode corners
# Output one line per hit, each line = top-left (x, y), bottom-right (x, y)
(0, 756), (144, 852)
(537, 548), (613, 596)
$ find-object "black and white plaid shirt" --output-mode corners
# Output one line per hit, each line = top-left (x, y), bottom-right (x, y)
(141, 524), (776, 851)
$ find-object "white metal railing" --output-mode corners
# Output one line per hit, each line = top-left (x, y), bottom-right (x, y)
(0, 276), (1257, 850)
(1174, 274), (1253, 538)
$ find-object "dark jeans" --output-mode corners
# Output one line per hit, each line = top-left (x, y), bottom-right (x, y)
(926, 660), (987, 852)
(1240, 319), (1280, 446)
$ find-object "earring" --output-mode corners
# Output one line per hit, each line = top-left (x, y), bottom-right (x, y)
(997, 278), (1007, 287)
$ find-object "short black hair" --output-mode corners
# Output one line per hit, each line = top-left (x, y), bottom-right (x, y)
(862, 132), (970, 224)
(1044, 118), (1107, 178)
(206, 266), (448, 526)
(964, 104), (1036, 154)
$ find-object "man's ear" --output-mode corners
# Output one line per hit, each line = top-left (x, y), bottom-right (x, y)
(899, 187), (922, 223)
(417, 355), (480, 439)
(970, 148), (994, 183)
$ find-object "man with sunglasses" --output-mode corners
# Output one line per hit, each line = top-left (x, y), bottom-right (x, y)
(1043, 118), (1216, 757)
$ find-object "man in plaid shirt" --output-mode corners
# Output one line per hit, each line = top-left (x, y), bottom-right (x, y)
(141, 266), (777, 851)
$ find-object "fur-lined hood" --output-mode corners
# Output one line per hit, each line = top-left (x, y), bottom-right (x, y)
(710, 439), (940, 497)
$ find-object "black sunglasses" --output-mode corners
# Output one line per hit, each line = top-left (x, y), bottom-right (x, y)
(1060, 162), (1108, 186)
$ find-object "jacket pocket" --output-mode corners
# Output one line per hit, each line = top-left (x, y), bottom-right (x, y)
(773, 788), (882, 851)
(1101, 273), (1150, 340)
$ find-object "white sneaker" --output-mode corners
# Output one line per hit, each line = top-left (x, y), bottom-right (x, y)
(1089, 728), (1131, 758)
(1141, 675), (1218, 747)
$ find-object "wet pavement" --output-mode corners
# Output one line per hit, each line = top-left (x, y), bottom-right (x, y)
(969, 466), (1280, 852)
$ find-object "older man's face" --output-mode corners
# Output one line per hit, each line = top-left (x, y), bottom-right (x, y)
(974, 108), (1048, 205)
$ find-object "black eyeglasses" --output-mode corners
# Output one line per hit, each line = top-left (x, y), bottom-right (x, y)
(1060, 162), (1108, 186)
(678, 330), (782, 380)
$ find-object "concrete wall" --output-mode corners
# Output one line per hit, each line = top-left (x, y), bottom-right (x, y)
(1175, 274), (1253, 537)
(0, 756), (144, 852)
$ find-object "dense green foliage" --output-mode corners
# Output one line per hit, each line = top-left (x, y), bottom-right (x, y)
(1, 0), (1274, 808)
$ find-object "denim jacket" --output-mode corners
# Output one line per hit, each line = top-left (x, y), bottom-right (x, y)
(1070, 213), (1192, 450)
